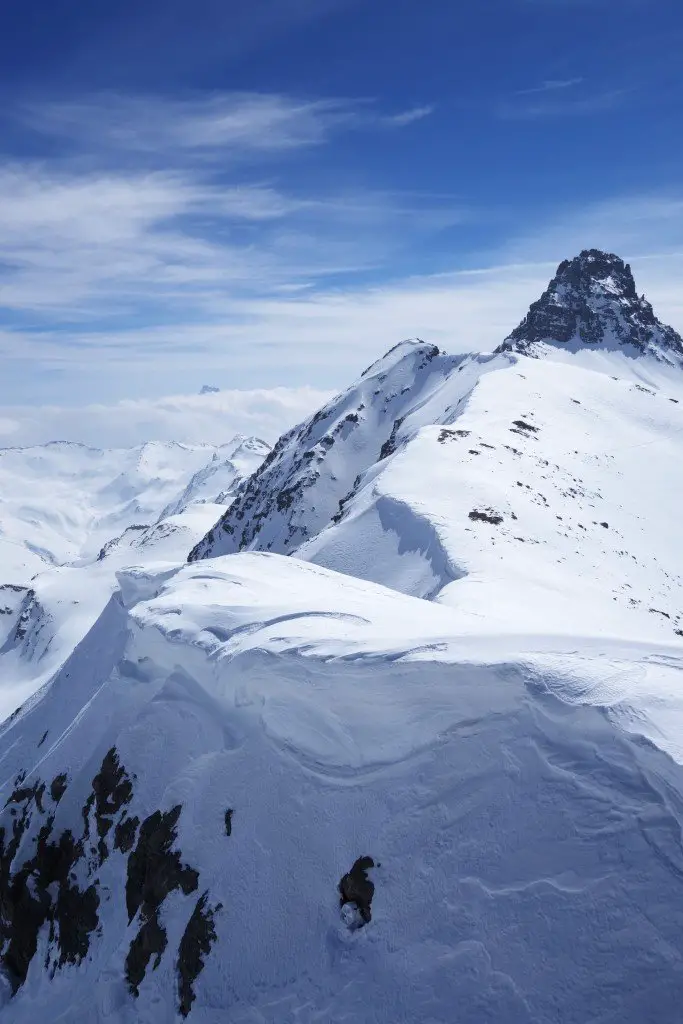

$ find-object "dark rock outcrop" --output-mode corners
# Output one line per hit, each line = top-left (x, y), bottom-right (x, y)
(339, 855), (376, 927)
(125, 806), (199, 996)
(498, 250), (683, 363)
(177, 892), (222, 1017)
(0, 749), (218, 1012)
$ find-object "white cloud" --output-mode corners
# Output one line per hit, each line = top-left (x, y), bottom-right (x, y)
(0, 161), (463, 326)
(384, 105), (435, 127)
(0, 387), (331, 449)
(22, 91), (432, 161)
(515, 78), (584, 96)
(0, 91), (461, 386)
(24, 92), (360, 157)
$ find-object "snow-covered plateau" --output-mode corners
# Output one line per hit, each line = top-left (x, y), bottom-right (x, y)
(1, 250), (683, 1023)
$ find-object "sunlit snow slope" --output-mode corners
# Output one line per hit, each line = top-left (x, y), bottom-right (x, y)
(193, 252), (683, 649)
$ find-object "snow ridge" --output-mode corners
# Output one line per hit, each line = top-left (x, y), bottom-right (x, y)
(188, 340), (465, 561)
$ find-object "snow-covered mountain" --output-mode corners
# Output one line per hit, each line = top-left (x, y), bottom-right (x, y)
(0, 434), (269, 722)
(2, 251), (683, 1023)
(0, 436), (269, 579)
(188, 340), (465, 560)
(158, 436), (270, 522)
(190, 252), (683, 646)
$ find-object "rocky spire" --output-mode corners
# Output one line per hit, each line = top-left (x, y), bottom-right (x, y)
(498, 249), (683, 363)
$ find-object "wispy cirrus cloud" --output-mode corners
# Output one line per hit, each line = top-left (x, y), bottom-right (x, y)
(0, 89), (462, 406)
(20, 91), (435, 162)
(498, 83), (626, 119)
(0, 162), (466, 326)
(0, 87), (459, 339)
(25, 92), (357, 157)
(384, 105), (435, 127)
(515, 77), (584, 96)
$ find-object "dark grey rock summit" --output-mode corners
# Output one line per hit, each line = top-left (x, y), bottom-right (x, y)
(498, 249), (683, 363)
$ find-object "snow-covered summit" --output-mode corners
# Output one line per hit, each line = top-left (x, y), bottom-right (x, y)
(188, 338), (465, 561)
(498, 248), (683, 363)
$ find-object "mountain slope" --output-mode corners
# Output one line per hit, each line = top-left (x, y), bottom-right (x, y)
(192, 252), (683, 647)
(188, 340), (473, 560)
(302, 350), (683, 639)
(1, 555), (683, 1022)
(0, 435), (269, 722)
(158, 436), (270, 520)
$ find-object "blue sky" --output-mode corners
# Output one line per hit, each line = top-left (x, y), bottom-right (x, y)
(1, 0), (683, 414)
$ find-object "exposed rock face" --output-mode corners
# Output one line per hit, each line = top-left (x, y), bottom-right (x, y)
(0, 588), (51, 661)
(498, 249), (683, 363)
(189, 340), (456, 561)
(0, 749), (220, 1013)
(177, 892), (223, 1017)
(124, 806), (199, 997)
(338, 856), (376, 927)
(0, 774), (100, 991)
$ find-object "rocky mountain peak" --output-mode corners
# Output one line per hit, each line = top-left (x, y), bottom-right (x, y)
(555, 249), (638, 294)
(498, 249), (683, 363)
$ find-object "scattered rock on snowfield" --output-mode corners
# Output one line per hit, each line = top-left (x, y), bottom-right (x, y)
(339, 856), (376, 927)
(468, 508), (504, 525)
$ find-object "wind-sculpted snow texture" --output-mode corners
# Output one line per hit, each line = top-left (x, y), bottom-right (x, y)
(1, 555), (683, 1022)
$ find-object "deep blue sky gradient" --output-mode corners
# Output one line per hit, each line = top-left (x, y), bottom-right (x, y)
(1, 0), (682, 403)
(3, 0), (682, 202)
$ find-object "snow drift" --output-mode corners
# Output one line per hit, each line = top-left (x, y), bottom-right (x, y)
(1, 555), (683, 1022)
